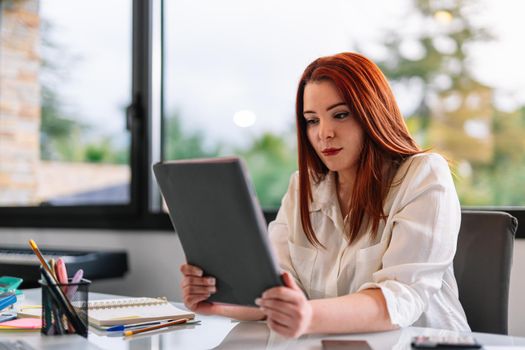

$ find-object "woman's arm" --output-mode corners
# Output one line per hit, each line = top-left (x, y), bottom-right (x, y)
(308, 288), (396, 334)
(208, 304), (265, 321)
(258, 272), (395, 337)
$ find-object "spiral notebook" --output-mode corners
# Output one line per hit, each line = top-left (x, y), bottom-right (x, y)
(87, 297), (195, 327)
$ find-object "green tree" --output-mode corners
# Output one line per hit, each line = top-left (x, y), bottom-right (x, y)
(40, 19), (128, 164)
(163, 112), (220, 160)
(83, 137), (129, 164)
(237, 131), (297, 208)
(163, 112), (297, 208)
(39, 19), (85, 161)
(40, 84), (86, 161)
(365, 0), (525, 205)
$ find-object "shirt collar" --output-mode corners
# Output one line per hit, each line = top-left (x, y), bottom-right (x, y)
(309, 171), (337, 212)
(310, 171), (348, 235)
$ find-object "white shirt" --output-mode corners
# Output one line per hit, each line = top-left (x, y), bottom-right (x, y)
(268, 153), (470, 331)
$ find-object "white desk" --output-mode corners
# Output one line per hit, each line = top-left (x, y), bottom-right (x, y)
(2, 289), (525, 350)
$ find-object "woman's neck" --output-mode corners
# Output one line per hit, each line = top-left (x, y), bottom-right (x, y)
(336, 171), (355, 219)
(335, 159), (397, 221)
(336, 170), (355, 195)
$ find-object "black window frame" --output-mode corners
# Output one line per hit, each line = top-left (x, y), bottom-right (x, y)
(0, 0), (169, 230)
(0, 0), (523, 239)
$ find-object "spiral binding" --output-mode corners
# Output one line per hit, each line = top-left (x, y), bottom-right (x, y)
(87, 297), (168, 310)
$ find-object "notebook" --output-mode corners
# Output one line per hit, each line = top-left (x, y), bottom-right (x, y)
(0, 318), (42, 331)
(16, 306), (41, 319)
(86, 297), (195, 327)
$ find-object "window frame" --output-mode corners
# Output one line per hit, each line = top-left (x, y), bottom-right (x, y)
(0, 0), (523, 239)
(0, 0), (162, 229)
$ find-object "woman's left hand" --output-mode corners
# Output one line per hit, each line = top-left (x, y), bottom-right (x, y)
(256, 271), (313, 338)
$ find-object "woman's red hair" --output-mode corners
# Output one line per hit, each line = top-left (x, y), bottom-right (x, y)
(296, 52), (422, 247)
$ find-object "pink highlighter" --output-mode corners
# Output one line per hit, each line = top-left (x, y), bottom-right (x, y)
(55, 258), (69, 293)
(66, 269), (84, 299)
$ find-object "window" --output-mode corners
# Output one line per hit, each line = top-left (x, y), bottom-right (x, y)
(162, 0), (525, 235)
(0, 0), (131, 207)
(1, 0), (524, 236)
(0, 0), (161, 228)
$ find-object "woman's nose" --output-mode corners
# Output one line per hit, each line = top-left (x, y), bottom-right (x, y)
(318, 120), (335, 140)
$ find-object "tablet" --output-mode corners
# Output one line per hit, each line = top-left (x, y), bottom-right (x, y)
(153, 157), (283, 306)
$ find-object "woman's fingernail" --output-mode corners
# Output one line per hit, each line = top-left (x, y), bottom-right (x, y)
(255, 298), (261, 305)
(207, 277), (215, 284)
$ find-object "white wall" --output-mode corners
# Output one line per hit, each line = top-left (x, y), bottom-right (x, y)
(509, 240), (525, 336)
(1, 228), (523, 336)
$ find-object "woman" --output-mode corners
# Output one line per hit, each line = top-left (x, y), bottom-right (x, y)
(180, 52), (470, 338)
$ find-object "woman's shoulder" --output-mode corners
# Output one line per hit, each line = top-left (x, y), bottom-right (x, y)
(279, 171), (300, 206)
(384, 153), (459, 214)
(393, 152), (454, 190)
(287, 170), (300, 190)
(400, 152), (450, 175)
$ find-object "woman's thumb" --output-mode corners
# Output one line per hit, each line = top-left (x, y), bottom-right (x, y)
(282, 271), (300, 291)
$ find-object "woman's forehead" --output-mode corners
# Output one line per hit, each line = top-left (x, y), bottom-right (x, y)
(303, 81), (345, 108)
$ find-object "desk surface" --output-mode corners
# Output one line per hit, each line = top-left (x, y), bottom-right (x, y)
(2, 290), (525, 350)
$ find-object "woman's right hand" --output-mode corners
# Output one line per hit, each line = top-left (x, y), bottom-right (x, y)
(180, 263), (268, 321)
(180, 263), (217, 315)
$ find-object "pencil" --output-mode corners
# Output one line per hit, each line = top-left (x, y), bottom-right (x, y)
(123, 318), (190, 336)
(49, 258), (57, 279)
(29, 239), (58, 284)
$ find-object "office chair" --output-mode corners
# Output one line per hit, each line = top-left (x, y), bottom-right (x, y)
(453, 210), (517, 335)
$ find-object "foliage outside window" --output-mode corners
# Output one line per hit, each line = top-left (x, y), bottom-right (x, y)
(1, 0), (524, 226)
(163, 0), (525, 209)
(0, 0), (131, 207)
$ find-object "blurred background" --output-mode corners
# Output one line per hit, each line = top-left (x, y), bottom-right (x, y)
(1, 0), (525, 337)
(2, 0), (524, 210)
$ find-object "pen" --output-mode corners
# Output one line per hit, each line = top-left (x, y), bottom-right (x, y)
(107, 321), (169, 332)
(52, 305), (65, 334)
(49, 258), (57, 279)
(124, 318), (190, 336)
(107, 319), (200, 332)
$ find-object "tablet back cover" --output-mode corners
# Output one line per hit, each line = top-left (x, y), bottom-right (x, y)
(153, 157), (283, 305)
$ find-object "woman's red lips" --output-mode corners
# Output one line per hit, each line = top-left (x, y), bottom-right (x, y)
(321, 148), (342, 156)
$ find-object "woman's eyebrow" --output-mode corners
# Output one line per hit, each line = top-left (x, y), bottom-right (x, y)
(304, 102), (346, 115)
(326, 102), (346, 111)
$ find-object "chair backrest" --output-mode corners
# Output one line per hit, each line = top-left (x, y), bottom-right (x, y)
(453, 210), (517, 334)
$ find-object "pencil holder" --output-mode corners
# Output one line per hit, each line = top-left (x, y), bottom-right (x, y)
(39, 277), (91, 337)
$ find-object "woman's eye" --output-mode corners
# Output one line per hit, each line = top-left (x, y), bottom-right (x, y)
(305, 119), (319, 125)
(334, 112), (349, 119)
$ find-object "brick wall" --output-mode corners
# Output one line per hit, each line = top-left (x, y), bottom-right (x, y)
(0, 0), (41, 205)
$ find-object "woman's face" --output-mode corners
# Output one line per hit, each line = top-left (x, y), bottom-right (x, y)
(303, 80), (365, 175)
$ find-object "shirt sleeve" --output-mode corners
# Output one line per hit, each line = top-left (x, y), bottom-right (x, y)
(357, 154), (461, 327)
(267, 172), (306, 291)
